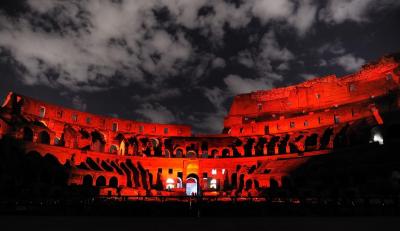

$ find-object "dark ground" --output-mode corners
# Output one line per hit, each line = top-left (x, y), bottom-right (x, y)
(1, 216), (400, 231)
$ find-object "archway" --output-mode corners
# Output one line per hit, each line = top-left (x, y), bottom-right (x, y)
(96, 176), (106, 187)
(23, 127), (33, 141)
(244, 138), (255, 156)
(186, 150), (197, 158)
(175, 148), (184, 158)
(210, 149), (218, 158)
(222, 148), (230, 158)
(109, 145), (118, 154)
(109, 176), (118, 187)
(186, 174), (199, 196)
(305, 133), (318, 151)
(245, 179), (253, 190)
(82, 175), (93, 186)
(38, 130), (50, 144)
(320, 127), (334, 149)
(91, 131), (106, 152)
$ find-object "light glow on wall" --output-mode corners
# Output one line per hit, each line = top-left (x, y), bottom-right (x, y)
(210, 178), (217, 189)
(166, 178), (175, 189)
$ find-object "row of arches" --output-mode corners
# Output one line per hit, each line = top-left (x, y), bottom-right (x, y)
(22, 122), (385, 159)
(23, 127), (50, 144)
(82, 175), (119, 187)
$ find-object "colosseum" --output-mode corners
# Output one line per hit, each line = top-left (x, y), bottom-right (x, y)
(1, 53), (400, 200)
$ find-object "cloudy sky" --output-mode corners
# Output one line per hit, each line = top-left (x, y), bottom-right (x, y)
(1, 0), (399, 134)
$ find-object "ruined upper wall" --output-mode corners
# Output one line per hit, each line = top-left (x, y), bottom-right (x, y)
(224, 54), (400, 128)
(1, 92), (192, 137)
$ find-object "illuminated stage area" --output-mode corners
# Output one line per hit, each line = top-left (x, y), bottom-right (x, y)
(0, 54), (400, 205)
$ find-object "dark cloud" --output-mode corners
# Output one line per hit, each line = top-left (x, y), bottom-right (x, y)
(0, 0), (399, 134)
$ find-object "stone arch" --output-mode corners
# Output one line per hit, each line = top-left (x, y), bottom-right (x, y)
(267, 136), (280, 155)
(245, 179), (253, 190)
(82, 174), (93, 186)
(232, 139), (243, 157)
(22, 127), (34, 141)
(186, 173), (199, 196)
(151, 138), (162, 156)
(186, 150), (197, 158)
(289, 135), (304, 153)
(109, 144), (118, 154)
(278, 134), (290, 154)
(174, 148), (184, 158)
(222, 148), (230, 158)
(37, 130), (50, 144)
(95, 175), (106, 187)
(320, 127), (334, 149)
(210, 149), (219, 158)
(109, 176), (118, 187)
(200, 141), (209, 157)
(163, 138), (173, 156)
(305, 133), (318, 151)
(244, 138), (255, 156)
(255, 137), (267, 156)
(91, 130), (106, 152)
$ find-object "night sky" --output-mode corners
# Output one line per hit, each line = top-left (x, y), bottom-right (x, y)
(1, 0), (400, 134)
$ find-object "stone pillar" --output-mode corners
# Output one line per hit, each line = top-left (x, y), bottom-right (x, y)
(286, 143), (290, 154)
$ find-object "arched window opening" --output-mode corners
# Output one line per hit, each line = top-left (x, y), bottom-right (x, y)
(222, 148), (230, 158)
(210, 178), (217, 189)
(109, 145), (118, 154)
(82, 175), (93, 186)
(23, 127), (34, 141)
(38, 130), (50, 144)
(166, 178), (175, 189)
(96, 176), (106, 187)
(109, 176), (118, 187)
(186, 150), (197, 158)
(210, 149), (218, 158)
(91, 131), (106, 152)
(186, 177), (198, 196)
(175, 148), (183, 158)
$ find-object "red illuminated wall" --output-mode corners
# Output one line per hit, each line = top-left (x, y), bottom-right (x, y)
(224, 56), (400, 136)
(0, 53), (400, 197)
